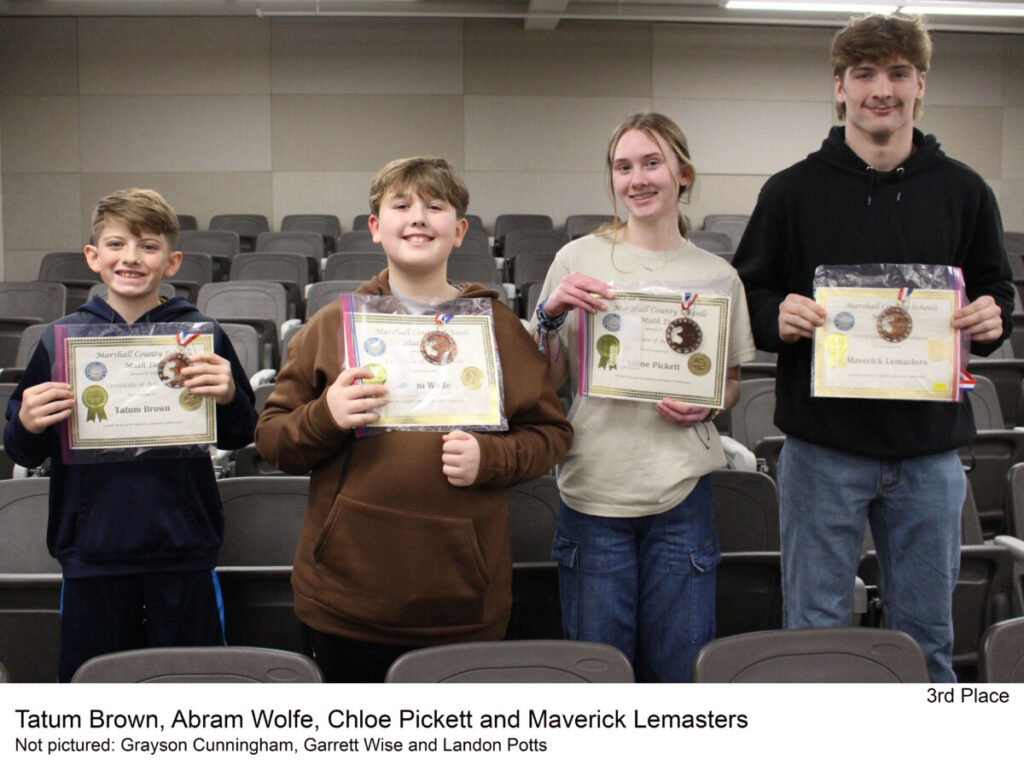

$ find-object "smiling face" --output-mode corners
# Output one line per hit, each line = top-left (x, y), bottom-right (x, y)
(368, 190), (468, 277)
(85, 218), (181, 315)
(610, 128), (691, 228)
(836, 57), (925, 146)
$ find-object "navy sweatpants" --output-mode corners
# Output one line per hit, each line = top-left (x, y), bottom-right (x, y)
(59, 570), (225, 682)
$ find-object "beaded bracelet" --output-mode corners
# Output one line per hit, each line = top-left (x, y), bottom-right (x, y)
(536, 295), (567, 357)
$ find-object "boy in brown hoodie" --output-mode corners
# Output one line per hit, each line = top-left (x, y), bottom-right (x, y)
(255, 157), (572, 681)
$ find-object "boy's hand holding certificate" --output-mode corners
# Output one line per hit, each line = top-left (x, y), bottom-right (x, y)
(577, 287), (732, 407)
(811, 264), (969, 402)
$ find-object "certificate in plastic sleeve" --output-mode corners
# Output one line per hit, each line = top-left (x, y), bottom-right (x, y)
(340, 296), (506, 432)
(577, 289), (731, 407)
(812, 287), (961, 401)
(59, 330), (217, 449)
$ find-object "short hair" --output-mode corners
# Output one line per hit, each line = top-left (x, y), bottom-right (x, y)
(368, 157), (469, 219)
(603, 112), (696, 238)
(832, 14), (932, 120)
(90, 188), (180, 248)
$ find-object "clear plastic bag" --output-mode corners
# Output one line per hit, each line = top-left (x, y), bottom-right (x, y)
(812, 264), (970, 402)
(576, 277), (735, 407)
(339, 294), (509, 435)
(54, 321), (217, 463)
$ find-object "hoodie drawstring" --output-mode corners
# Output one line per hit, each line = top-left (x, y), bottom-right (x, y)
(865, 166), (906, 205)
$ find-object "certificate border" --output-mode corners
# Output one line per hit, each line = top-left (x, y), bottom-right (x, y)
(66, 334), (217, 449)
(343, 307), (504, 429)
(813, 287), (960, 401)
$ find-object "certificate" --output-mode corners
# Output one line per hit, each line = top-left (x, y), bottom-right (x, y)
(577, 289), (731, 407)
(813, 287), (961, 401)
(340, 298), (506, 431)
(59, 330), (217, 450)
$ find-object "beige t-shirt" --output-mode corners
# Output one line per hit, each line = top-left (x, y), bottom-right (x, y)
(530, 234), (756, 517)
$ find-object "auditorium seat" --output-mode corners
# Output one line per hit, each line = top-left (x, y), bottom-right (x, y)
(230, 252), (311, 320)
(177, 231), (240, 281)
(38, 253), (98, 313)
(686, 230), (733, 257)
(215, 476), (309, 653)
(979, 616), (1024, 682)
(0, 478), (61, 682)
(564, 214), (613, 240)
(71, 646), (323, 683)
(385, 640), (634, 683)
(197, 281), (291, 370)
(701, 214), (750, 251)
(493, 214), (553, 256)
(323, 252), (387, 282)
(209, 214), (269, 254)
(693, 627), (929, 682)
(280, 214), (341, 254)
(0, 282), (66, 368)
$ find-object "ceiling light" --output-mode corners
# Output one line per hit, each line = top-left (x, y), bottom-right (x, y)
(725, 2), (899, 12)
(900, 3), (1024, 15)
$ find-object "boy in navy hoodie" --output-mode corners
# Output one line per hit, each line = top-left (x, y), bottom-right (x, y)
(3, 189), (258, 681)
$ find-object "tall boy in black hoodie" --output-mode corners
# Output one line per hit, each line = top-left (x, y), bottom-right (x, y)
(734, 15), (1013, 682)
(3, 189), (257, 681)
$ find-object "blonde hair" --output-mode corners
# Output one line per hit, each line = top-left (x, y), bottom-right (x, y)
(600, 112), (695, 239)
(369, 157), (469, 219)
(832, 14), (932, 120)
(90, 188), (179, 247)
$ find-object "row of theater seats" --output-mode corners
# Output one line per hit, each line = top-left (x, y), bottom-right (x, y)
(1, 469), (1021, 682)
(2, 620), (1011, 683)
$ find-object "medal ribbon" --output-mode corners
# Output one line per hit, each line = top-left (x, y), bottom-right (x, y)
(177, 332), (200, 347)
(681, 292), (698, 311)
(434, 313), (454, 325)
(959, 369), (976, 393)
(897, 287), (913, 305)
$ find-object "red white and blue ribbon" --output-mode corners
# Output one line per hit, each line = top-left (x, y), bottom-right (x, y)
(681, 292), (698, 311)
(434, 313), (454, 325)
(177, 332), (199, 347)
(959, 369), (976, 393)
(897, 287), (913, 305)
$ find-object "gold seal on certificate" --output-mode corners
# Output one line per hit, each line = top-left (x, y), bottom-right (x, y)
(340, 297), (507, 431)
(813, 287), (960, 401)
(179, 389), (203, 411)
(579, 289), (732, 407)
(688, 353), (712, 376)
(363, 363), (388, 384)
(61, 328), (217, 450)
(461, 366), (484, 390)
(82, 385), (109, 422)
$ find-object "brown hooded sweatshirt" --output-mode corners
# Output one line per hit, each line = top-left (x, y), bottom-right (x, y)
(255, 270), (572, 646)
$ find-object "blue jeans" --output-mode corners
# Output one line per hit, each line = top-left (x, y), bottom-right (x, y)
(551, 475), (720, 683)
(778, 437), (964, 683)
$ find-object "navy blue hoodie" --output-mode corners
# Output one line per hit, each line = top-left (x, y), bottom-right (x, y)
(734, 127), (1014, 458)
(3, 296), (258, 578)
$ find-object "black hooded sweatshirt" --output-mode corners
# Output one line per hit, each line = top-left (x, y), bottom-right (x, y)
(734, 126), (1014, 458)
(4, 296), (258, 577)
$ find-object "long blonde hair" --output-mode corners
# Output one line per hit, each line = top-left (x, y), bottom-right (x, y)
(599, 112), (696, 240)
